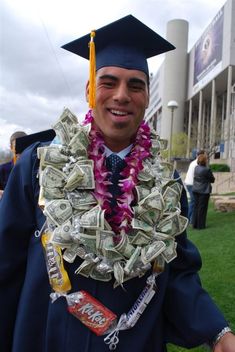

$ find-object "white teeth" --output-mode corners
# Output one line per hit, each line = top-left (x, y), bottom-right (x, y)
(110, 109), (127, 116)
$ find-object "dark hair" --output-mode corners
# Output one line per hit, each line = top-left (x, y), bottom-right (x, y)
(197, 149), (205, 156)
(197, 154), (207, 166)
(10, 131), (27, 144)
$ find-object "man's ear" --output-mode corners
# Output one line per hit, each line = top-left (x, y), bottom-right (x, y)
(85, 81), (89, 102)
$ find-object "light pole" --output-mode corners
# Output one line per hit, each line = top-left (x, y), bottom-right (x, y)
(167, 100), (178, 162)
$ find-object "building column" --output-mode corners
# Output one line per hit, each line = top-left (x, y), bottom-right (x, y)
(221, 93), (226, 143)
(197, 90), (203, 150)
(187, 99), (192, 158)
(201, 101), (206, 148)
(206, 102), (210, 149)
(224, 65), (233, 158)
(161, 19), (189, 140)
(209, 79), (216, 155)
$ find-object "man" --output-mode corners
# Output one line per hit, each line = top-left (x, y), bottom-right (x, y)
(0, 131), (27, 199)
(184, 150), (205, 223)
(0, 130), (55, 200)
(0, 15), (234, 352)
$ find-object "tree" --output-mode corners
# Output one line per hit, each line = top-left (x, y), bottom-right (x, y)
(160, 132), (188, 160)
(172, 132), (188, 158)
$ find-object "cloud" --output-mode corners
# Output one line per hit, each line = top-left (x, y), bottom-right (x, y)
(0, 117), (32, 149)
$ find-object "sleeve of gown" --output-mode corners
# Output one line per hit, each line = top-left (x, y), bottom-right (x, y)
(208, 168), (215, 183)
(0, 143), (40, 350)
(164, 173), (228, 348)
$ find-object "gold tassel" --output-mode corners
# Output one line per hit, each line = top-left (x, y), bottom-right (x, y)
(11, 145), (17, 164)
(88, 30), (96, 109)
(13, 153), (17, 164)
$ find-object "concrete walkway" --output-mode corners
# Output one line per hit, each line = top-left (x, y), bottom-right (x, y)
(211, 195), (235, 212)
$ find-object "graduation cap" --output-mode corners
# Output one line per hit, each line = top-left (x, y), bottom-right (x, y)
(62, 15), (175, 108)
(15, 129), (56, 154)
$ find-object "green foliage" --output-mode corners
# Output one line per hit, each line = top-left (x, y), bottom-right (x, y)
(210, 163), (230, 172)
(160, 149), (168, 160)
(160, 132), (189, 160)
(172, 132), (188, 158)
(167, 201), (235, 351)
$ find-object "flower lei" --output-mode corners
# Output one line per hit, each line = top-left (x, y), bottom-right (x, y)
(83, 110), (152, 238)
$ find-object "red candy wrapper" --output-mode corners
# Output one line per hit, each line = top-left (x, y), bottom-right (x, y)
(67, 290), (117, 336)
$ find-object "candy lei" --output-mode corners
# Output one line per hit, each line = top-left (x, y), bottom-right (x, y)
(84, 109), (151, 237)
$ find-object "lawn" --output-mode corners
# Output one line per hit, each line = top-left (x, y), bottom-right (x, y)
(167, 200), (235, 352)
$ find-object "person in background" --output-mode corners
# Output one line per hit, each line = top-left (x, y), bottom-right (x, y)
(192, 153), (215, 229)
(0, 131), (27, 199)
(10, 131), (28, 164)
(0, 130), (55, 201)
(184, 149), (205, 223)
(0, 15), (234, 352)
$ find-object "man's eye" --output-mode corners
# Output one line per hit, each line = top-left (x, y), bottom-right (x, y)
(130, 84), (144, 91)
(102, 81), (115, 87)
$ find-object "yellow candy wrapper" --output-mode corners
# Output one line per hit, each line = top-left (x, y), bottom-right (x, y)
(41, 232), (71, 293)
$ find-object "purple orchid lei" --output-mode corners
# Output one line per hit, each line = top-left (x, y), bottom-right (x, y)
(83, 110), (152, 240)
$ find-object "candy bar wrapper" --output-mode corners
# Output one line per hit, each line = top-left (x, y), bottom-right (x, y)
(67, 290), (117, 336)
(41, 232), (71, 293)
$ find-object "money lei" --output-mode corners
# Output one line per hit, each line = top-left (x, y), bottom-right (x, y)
(38, 108), (188, 288)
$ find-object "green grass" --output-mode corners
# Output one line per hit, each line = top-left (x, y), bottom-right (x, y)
(167, 201), (235, 352)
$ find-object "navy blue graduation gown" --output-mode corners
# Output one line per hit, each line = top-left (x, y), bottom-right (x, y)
(0, 143), (228, 352)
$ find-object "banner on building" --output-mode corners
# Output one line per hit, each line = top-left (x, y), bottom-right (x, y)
(193, 7), (224, 93)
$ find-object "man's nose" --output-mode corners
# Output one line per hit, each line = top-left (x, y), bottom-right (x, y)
(113, 83), (131, 103)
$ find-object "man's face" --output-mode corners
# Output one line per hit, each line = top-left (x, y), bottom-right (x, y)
(87, 66), (149, 152)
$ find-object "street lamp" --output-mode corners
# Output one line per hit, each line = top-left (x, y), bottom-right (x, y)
(167, 100), (178, 162)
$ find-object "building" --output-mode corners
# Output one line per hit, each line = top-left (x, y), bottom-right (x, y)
(145, 0), (235, 171)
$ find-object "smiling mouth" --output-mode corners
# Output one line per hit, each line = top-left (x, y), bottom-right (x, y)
(108, 109), (131, 117)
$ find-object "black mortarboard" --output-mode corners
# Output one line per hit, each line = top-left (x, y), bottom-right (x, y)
(15, 129), (56, 154)
(62, 15), (175, 77)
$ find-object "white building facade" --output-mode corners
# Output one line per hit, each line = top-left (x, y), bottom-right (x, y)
(145, 0), (235, 171)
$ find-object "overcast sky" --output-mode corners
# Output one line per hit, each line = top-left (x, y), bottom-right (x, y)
(0, 0), (226, 149)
